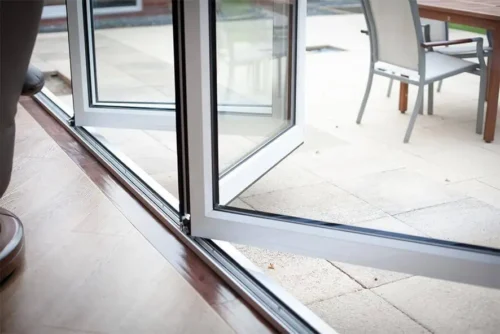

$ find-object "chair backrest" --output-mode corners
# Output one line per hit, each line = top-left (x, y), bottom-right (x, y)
(421, 18), (448, 42)
(362, 0), (424, 72)
(420, 18), (494, 48)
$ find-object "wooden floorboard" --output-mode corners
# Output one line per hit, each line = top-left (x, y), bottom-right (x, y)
(0, 97), (275, 334)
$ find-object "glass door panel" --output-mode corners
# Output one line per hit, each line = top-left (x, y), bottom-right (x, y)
(67, 0), (292, 134)
(183, 0), (500, 289)
(215, 0), (303, 203)
(91, 9), (176, 104)
(67, 0), (177, 130)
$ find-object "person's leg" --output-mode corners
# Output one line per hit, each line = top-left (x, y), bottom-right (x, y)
(0, 0), (44, 197)
(0, 0), (44, 282)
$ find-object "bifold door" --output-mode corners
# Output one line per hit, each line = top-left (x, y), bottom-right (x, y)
(179, 0), (500, 289)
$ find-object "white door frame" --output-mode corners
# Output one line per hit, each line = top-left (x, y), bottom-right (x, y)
(67, 0), (302, 202)
(183, 0), (305, 206)
(66, 0), (287, 131)
(183, 0), (500, 289)
(66, 0), (177, 130)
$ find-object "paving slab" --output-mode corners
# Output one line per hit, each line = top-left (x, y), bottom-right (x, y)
(374, 276), (500, 334)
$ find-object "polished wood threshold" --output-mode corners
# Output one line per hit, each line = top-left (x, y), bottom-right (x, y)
(18, 96), (275, 333)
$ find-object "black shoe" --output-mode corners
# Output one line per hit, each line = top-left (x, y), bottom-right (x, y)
(22, 64), (45, 96)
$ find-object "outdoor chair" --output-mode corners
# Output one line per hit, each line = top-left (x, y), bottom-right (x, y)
(357, 0), (487, 143)
(387, 18), (493, 97)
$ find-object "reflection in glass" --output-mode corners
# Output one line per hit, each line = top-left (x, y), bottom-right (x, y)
(216, 0), (295, 172)
(83, 0), (180, 202)
(89, 0), (175, 104)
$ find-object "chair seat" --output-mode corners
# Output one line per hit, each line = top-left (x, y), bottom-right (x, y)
(375, 52), (478, 84)
(435, 44), (492, 58)
(425, 52), (479, 82)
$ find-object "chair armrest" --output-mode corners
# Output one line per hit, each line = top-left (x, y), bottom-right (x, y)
(423, 37), (487, 69)
(422, 37), (482, 48)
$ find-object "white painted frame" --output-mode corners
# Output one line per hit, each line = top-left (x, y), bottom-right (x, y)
(66, 0), (283, 131)
(185, 0), (500, 289)
(184, 0), (304, 206)
(42, 0), (143, 20)
(68, 0), (304, 200)
(66, 0), (177, 130)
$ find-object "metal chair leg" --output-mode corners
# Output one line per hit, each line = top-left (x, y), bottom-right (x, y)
(437, 80), (443, 93)
(404, 84), (424, 143)
(357, 69), (374, 124)
(486, 57), (490, 103)
(419, 88), (424, 115)
(387, 78), (394, 98)
(428, 83), (434, 115)
(477, 67), (487, 134)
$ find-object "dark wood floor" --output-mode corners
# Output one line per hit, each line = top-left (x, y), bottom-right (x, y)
(0, 97), (276, 334)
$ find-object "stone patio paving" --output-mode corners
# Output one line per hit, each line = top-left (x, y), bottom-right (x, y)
(32, 10), (500, 334)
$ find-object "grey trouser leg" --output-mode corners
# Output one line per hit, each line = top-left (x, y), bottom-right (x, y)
(0, 0), (44, 197)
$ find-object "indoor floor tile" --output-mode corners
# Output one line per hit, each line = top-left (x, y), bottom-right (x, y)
(0, 106), (243, 334)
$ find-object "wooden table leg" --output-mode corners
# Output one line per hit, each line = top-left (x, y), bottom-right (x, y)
(399, 82), (408, 113)
(484, 30), (500, 143)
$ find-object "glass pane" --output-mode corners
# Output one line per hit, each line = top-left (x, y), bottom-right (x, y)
(224, 0), (500, 251)
(36, 1), (74, 113)
(88, 0), (175, 104)
(36, 2), (179, 203)
(216, 0), (295, 172)
(81, 1), (179, 202)
(87, 127), (179, 201)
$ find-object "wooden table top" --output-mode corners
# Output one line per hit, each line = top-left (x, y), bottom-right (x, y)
(419, 0), (500, 21)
